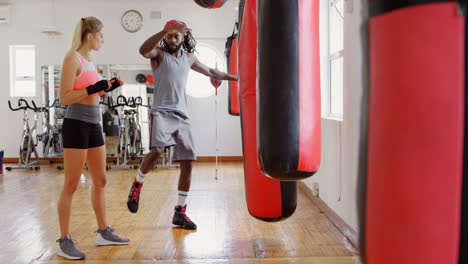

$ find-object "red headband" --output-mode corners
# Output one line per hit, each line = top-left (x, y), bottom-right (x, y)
(164, 20), (187, 30)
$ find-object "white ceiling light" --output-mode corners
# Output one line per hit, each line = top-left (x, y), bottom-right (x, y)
(41, 0), (63, 36)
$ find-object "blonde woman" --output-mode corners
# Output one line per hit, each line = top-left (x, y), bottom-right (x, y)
(57, 16), (129, 260)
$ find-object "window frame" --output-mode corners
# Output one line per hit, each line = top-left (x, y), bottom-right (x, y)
(9, 45), (37, 97)
(328, 0), (344, 118)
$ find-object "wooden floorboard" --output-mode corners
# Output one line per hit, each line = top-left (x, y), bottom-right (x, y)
(33, 256), (361, 263)
(0, 162), (358, 263)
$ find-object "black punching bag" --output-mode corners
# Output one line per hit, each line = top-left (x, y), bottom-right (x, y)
(257, 0), (321, 181)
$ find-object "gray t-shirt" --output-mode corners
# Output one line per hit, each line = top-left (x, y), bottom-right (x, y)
(151, 50), (191, 119)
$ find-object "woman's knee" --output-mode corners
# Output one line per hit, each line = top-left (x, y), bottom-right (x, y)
(62, 182), (79, 195)
(93, 175), (107, 189)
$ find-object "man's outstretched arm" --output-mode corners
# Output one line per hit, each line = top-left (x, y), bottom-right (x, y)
(190, 55), (238, 81)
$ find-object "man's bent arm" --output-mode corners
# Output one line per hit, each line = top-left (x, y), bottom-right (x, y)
(139, 30), (167, 58)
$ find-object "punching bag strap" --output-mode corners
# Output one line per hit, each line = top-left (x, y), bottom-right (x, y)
(232, 22), (239, 37)
(456, 0), (466, 16)
(230, 22), (239, 39)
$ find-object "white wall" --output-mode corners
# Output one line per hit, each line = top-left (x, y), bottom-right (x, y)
(0, 0), (242, 157)
(303, 0), (366, 232)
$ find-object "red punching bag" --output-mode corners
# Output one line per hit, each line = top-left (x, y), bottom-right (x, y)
(146, 75), (154, 86)
(210, 76), (222, 95)
(225, 23), (240, 116)
(257, 0), (321, 180)
(239, 0), (296, 221)
(193, 0), (227, 9)
(359, 2), (467, 264)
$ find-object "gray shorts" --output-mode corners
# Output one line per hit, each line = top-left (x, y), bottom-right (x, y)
(150, 111), (196, 161)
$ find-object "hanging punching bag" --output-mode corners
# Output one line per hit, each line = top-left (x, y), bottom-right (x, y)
(239, 0), (297, 221)
(225, 23), (240, 116)
(257, 0), (321, 180)
(193, 0), (228, 9)
(359, 1), (467, 264)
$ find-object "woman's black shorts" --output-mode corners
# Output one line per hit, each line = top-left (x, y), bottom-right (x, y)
(62, 118), (104, 149)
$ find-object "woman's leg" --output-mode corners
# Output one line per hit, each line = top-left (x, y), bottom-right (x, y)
(58, 148), (87, 239)
(86, 145), (107, 230)
(87, 144), (130, 245)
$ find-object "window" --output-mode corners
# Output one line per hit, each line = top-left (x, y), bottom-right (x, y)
(9, 45), (36, 97)
(187, 43), (226, 98)
(329, 0), (343, 117)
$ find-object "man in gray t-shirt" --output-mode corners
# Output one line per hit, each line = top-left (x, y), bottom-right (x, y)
(127, 20), (237, 230)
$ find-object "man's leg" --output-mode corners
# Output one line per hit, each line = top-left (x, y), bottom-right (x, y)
(128, 111), (176, 213)
(174, 160), (193, 210)
(171, 117), (197, 230)
(127, 147), (164, 213)
(140, 147), (164, 174)
(172, 159), (197, 230)
(177, 160), (192, 192)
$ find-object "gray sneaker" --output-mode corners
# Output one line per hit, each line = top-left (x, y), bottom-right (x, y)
(95, 225), (130, 246)
(56, 235), (85, 260)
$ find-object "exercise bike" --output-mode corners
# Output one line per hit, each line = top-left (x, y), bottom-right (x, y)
(107, 96), (142, 170)
(6, 99), (42, 171)
(33, 99), (63, 159)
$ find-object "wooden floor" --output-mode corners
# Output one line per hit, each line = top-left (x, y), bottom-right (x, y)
(0, 162), (359, 263)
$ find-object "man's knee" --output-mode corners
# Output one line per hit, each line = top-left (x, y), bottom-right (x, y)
(179, 160), (193, 171)
(149, 147), (164, 158)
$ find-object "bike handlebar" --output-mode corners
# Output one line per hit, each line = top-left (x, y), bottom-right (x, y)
(133, 96), (149, 108)
(49, 99), (60, 108)
(8, 100), (28, 111)
(18, 99), (39, 111)
(8, 99), (57, 112)
(134, 97), (142, 106)
(30, 100), (42, 112)
(109, 96), (148, 108)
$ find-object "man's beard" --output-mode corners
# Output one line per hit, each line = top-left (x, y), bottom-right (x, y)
(166, 42), (183, 54)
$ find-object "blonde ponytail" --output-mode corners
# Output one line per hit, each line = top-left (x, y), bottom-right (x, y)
(68, 16), (103, 53)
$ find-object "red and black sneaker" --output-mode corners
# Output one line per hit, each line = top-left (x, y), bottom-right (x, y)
(172, 205), (197, 230)
(127, 180), (143, 213)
